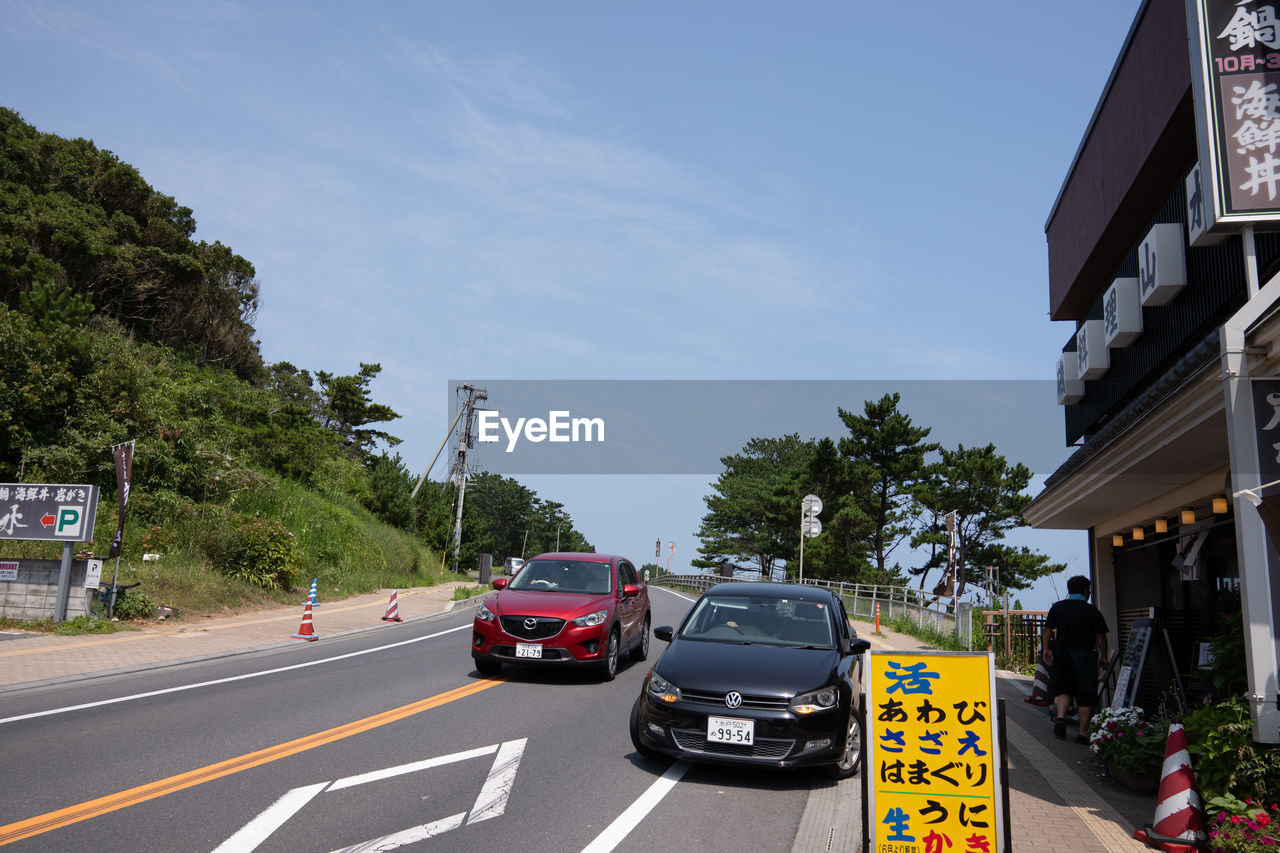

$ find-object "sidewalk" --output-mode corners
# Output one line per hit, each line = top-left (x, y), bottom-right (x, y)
(0, 581), (485, 693)
(862, 621), (1155, 853)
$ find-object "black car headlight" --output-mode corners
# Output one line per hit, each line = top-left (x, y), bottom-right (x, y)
(789, 686), (838, 715)
(646, 671), (681, 703)
(476, 604), (496, 622)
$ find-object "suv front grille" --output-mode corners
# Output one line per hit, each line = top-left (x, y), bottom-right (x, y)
(500, 616), (566, 641)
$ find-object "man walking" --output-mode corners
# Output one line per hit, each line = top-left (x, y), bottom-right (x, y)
(1041, 575), (1109, 744)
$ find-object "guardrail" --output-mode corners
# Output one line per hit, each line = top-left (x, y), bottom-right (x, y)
(648, 574), (973, 648)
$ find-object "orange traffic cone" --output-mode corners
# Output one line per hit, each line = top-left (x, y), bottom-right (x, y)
(381, 590), (403, 622)
(291, 600), (319, 641)
(1025, 650), (1051, 705)
(1133, 723), (1207, 852)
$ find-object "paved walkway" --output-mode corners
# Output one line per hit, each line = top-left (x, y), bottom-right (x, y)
(0, 590), (1163, 851)
(0, 582), (483, 691)
(863, 621), (1155, 853)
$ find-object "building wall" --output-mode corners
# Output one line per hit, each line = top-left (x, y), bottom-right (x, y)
(0, 559), (94, 620)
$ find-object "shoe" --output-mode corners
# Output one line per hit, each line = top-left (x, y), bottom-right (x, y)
(1053, 717), (1067, 739)
(1074, 734), (1089, 745)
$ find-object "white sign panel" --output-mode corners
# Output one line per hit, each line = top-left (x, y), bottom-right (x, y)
(1138, 223), (1188, 307)
(1076, 319), (1110, 380)
(84, 559), (103, 589)
(1103, 277), (1143, 348)
(0, 561), (16, 581)
(1057, 354), (1084, 405)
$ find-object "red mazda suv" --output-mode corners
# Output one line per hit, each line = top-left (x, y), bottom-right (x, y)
(471, 552), (650, 681)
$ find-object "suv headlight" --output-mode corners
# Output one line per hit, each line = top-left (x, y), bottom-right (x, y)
(476, 604), (496, 622)
(572, 609), (608, 627)
(646, 671), (681, 703)
(789, 686), (838, 715)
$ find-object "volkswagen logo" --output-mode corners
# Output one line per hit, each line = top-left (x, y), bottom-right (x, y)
(724, 691), (743, 709)
(523, 617), (538, 631)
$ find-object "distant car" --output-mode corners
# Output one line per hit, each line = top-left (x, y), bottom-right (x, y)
(504, 557), (526, 576)
(471, 552), (650, 681)
(629, 582), (870, 778)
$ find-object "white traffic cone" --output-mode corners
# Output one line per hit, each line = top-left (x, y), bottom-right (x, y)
(1133, 723), (1207, 852)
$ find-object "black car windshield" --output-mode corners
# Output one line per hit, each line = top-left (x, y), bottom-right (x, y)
(679, 594), (835, 648)
(506, 559), (613, 594)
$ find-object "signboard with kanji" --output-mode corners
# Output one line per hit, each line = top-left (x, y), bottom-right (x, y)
(865, 651), (1004, 853)
(0, 484), (99, 542)
(1187, 0), (1280, 238)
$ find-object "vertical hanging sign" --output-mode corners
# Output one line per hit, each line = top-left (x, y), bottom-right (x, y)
(107, 440), (135, 559)
(1186, 0), (1280, 240)
(865, 651), (1006, 853)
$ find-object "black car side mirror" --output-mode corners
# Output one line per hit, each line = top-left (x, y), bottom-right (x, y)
(654, 626), (674, 642)
(850, 638), (871, 655)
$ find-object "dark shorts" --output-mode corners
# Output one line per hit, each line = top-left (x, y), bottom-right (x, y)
(1048, 647), (1099, 707)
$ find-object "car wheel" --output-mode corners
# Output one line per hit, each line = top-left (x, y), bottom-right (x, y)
(475, 658), (502, 676)
(599, 628), (620, 681)
(630, 615), (651, 662)
(629, 696), (667, 761)
(827, 710), (861, 779)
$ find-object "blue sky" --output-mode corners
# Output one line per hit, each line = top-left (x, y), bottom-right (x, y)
(1, 1), (1145, 609)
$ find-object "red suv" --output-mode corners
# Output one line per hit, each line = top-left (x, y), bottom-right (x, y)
(471, 552), (650, 681)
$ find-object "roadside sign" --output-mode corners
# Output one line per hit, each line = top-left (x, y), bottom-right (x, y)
(84, 559), (103, 588)
(865, 650), (1005, 853)
(0, 562), (16, 581)
(0, 484), (99, 542)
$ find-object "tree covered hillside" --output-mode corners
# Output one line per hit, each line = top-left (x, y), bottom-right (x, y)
(0, 108), (586, 618)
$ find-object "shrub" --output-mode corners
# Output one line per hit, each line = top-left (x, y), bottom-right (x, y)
(1089, 706), (1168, 776)
(1207, 798), (1279, 852)
(1183, 696), (1280, 807)
(111, 589), (155, 620)
(211, 515), (297, 590)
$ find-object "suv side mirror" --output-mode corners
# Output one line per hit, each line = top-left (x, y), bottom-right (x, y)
(492, 577), (508, 590)
(622, 583), (640, 598)
(850, 638), (871, 655)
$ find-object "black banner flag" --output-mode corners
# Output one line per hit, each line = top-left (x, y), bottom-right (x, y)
(108, 440), (134, 559)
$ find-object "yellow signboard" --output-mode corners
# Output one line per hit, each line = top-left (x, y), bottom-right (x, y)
(865, 651), (1003, 853)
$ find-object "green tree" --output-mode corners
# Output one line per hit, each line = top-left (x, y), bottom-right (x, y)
(693, 434), (816, 579)
(314, 363), (402, 461)
(911, 443), (1063, 596)
(837, 393), (939, 581)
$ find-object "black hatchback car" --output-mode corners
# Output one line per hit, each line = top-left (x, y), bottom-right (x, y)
(630, 582), (870, 778)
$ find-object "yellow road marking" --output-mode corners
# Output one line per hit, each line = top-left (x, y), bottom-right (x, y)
(0, 677), (504, 846)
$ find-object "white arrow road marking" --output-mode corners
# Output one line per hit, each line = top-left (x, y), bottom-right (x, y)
(212, 783), (329, 853)
(328, 813), (467, 853)
(467, 738), (526, 824)
(212, 739), (527, 853)
(579, 761), (690, 853)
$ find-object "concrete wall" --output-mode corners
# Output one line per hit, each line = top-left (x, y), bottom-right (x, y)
(0, 558), (94, 620)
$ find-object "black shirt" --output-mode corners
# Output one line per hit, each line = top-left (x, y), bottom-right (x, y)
(1045, 598), (1108, 650)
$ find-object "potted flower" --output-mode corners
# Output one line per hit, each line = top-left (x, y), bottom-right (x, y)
(1207, 796), (1279, 852)
(1088, 706), (1169, 794)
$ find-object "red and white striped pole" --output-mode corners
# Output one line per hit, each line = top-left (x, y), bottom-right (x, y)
(875, 601), (881, 632)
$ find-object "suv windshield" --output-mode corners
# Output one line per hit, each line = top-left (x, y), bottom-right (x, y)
(507, 559), (613, 594)
(679, 594), (834, 648)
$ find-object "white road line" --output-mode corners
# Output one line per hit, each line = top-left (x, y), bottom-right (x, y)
(211, 782), (329, 853)
(579, 761), (690, 853)
(467, 738), (527, 824)
(652, 586), (696, 603)
(0, 624), (470, 726)
(329, 744), (498, 792)
(328, 812), (467, 853)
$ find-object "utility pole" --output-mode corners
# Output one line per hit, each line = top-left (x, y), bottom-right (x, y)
(447, 384), (487, 572)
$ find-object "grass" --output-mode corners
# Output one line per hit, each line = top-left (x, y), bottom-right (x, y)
(450, 584), (490, 601)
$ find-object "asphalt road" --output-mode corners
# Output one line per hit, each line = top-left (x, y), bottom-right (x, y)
(0, 586), (862, 852)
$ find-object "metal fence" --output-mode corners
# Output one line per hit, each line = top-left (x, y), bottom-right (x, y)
(649, 574), (973, 648)
(981, 610), (1047, 667)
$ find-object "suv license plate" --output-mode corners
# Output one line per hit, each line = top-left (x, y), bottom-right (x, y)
(515, 642), (542, 659)
(707, 716), (754, 745)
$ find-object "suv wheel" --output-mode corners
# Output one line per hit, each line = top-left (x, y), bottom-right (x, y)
(630, 615), (651, 662)
(475, 658), (502, 676)
(599, 628), (620, 681)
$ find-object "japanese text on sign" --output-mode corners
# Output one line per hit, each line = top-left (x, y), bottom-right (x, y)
(866, 652), (1003, 853)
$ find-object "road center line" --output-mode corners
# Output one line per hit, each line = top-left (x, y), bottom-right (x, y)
(0, 677), (505, 847)
(579, 761), (690, 853)
(0, 624), (470, 726)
